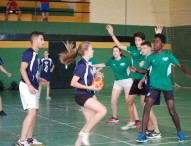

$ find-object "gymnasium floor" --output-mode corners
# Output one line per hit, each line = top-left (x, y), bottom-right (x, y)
(0, 87), (191, 146)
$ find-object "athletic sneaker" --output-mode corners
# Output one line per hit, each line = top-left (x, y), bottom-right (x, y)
(27, 138), (43, 145)
(121, 122), (136, 130)
(106, 117), (119, 123)
(146, 129), (154, 135)
(46, 96), (51, 100)
(135, 120), (141, 127)
(146, 131), (161, 139)
(79, 131), (90, 145)
(0, 110), (6, 116)
(177, 131), (186, 142)
(15, 140), (30, 146)
(136, 132), (147, 143)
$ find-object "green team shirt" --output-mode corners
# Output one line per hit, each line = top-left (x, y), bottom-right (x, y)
(89, 58), (98, 64)
(89, 57), (99, 73)
(105, 57), (132, 80)
(142, 51), (179, 91)
(127, 46), (145, 79)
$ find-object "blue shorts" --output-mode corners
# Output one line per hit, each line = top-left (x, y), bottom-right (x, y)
(40, 3), (49, 12)
(40, 73), (51, 82)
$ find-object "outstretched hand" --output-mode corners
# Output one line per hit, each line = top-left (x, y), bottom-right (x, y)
(7, 72), (11, 77)
(106, 24), (114, 36)
(155, 25), (163, 34)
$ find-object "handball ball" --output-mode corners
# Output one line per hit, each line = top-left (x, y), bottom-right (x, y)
(92, 77), (104, 89)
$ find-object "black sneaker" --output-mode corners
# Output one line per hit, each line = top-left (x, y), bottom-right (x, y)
(146, 129), (154, 135)
(147, 131), (161, 139)
(0, 110), (6, 116)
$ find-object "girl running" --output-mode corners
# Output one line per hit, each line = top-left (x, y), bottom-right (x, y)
(59, 41), (107, 146)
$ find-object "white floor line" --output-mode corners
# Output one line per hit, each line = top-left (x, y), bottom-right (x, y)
(3, 104), (136, 146)
(3, 104), (191, 146)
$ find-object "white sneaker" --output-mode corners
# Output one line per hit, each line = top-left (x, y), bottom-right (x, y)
(46, 96), (51, 100)
(16, 140), (30, 146)
(79, 131), (90, 145)
(27, 138), (43, 145)
(121, 122), (136, 130)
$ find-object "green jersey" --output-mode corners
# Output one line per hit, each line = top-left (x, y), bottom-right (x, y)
(143, 51), (179, 91)
(89, 58), (98, 65)
(105, 57), (132, 80)
(89, 57), (99, 74)
(127, 46), (145, 79)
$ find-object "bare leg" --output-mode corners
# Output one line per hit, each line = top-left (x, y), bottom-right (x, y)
(142, 97), (155, 133)
(165, 100), (181, 132)
(127, 95), (137, 122)
(45, 12), (49, 21)
(42, 12), (46, 21)
(46, 82), (50, 97)
(26, 109), (38, 138)
(18, 10), (21, 20)
(149, 109), (160, 133)
(5, 11), (9, 21)
(141, 95), (160, 133)
(20, 109), (38, 141)
(82, 97), (107, 133)
(75, 106), (95, 146)
(124, 86), (139, 121)
(110, 88), (121, 118)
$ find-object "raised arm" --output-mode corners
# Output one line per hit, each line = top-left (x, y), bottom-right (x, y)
(106, 24), (127, 51)
(176, 63), (191, 77)
(155, 25), (163, 34)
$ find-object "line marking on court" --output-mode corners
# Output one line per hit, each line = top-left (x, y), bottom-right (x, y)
(3, 104), (137, 145)
(3, 104), (191, 145)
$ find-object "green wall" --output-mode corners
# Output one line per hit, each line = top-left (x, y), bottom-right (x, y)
(0, 21), (156, 41)
(1, 22), (191, 88)
(0, 48), (47, 88)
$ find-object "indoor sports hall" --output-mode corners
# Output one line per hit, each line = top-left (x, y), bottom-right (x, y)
(0, 0), (191, 146)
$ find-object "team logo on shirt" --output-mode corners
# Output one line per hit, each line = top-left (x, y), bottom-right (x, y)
(162, 57), (169, 61)
(120, 63), (125, 66)
(147, 92), (151, 97)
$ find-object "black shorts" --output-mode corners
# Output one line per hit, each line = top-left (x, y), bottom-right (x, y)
(147, 89), (174, 101)
(129, 79), (146, 95)
(145, 89), (160, 105)
(74, 94), (93, 106)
